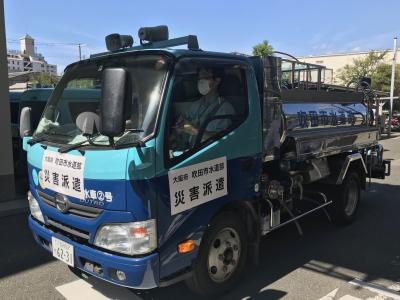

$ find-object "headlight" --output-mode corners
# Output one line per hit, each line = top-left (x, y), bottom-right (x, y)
(28, 191), (45, 223)
(94, 220), (157, 255)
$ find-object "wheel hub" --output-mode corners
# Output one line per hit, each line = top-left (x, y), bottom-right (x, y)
(223, 248), (234, 265)
(207, 227), (241, 283)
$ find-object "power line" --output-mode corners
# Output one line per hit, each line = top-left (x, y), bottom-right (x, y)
(6, 39), (85, 47)
(6, 39), (86, 60)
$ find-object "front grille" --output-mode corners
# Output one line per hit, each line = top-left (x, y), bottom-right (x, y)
(38, 190), (103, 219)
(47, 217), (90, 241)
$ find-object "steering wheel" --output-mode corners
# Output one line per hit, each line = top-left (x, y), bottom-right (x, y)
(193, 114), (238, 149)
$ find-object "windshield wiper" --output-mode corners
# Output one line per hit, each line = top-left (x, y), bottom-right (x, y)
(58, 139), (88, 153)
(58, 134), (100, 153)
(27, 136), (48, 146)
(59, 129), (145, 153)
(125, 128), (144, 133)
(113, 128), (145, 149)
(114, 140), (145, 149)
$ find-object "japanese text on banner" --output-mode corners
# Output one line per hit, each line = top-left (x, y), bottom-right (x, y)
(168, 157), (227, 215)
(41, 150), (85, 199)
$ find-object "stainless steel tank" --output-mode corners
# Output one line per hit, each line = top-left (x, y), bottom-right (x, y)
(283, 102), (367, 132)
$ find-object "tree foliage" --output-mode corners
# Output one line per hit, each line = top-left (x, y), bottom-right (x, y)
(371, 63), (400, 92)
(337, 51), (387, 85)
(252, 40), (274, 56)
(371, 63), (400, 111)
(337, 51), (400, 112)
(30, 73), (59, 88)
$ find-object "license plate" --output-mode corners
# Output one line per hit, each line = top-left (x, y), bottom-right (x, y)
(52, 237), (74, 267)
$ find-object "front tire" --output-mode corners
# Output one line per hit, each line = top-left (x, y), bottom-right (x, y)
(185, 211), (248, 296)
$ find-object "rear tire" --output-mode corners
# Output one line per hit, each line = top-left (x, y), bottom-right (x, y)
(330, 171), (361, 225)
(185, 211), (248, 296)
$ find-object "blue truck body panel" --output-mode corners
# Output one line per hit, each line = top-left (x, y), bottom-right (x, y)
(29, 216), (159, 288)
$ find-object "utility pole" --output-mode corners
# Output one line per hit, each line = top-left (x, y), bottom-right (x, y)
(78, 43), (82, 60)
(388, 37), (397, 137)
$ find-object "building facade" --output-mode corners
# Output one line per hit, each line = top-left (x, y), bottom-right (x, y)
(7, 34), (57, 75)
(297, 50), (399, 85)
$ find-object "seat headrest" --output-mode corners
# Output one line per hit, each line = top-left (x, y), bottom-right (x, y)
(219, 75), (243, 97)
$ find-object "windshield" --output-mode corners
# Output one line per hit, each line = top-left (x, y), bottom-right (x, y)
(34, 54), (170, 147)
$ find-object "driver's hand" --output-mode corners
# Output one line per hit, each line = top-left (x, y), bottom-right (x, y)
(181, 118), (198, 135)
(174, 116), (196, 134)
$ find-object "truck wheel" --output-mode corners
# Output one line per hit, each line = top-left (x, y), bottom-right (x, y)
(185, 211), (248, 296)
(331, 171), (361, 225)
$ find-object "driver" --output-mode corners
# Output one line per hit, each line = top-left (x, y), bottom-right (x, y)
(176, 67), (235, 142)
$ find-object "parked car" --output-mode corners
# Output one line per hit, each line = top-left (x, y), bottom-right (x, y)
(391, 115), (400, 131)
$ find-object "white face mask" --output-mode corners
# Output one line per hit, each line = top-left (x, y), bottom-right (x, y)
(198, 79), (211, 96)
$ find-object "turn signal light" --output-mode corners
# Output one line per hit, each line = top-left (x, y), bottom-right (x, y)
(129, 227), (147, 237)
(178, 240), (195, 253)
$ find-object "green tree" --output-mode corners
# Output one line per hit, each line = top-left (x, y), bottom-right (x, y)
(371, 63), (400, 92)
(337, 51), (400, 112)
(252, 40), (273, 56)
(30, 73), (59, 87)
(337, 51), (387, 85)
(371, 64), (400, 112)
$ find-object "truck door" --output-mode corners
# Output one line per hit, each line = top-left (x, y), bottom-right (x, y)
(155, 57), (262, 279)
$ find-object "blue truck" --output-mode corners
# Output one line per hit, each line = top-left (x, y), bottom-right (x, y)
(20, 26), (390, 296)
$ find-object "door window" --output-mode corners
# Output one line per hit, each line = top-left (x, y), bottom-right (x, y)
(166, 60), (249, 161)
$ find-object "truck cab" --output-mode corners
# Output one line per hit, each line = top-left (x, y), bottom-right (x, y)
(23, 27), (263, 294)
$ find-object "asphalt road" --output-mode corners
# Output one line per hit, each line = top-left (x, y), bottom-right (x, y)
(0, 136), (399, 300)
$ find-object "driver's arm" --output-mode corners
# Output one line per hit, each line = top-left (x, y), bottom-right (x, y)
(184, 101), (235, 140)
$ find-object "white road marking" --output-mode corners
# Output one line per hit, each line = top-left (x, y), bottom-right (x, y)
(318, 289), (364, 300)
(388, 282), (400, 292)
(318, 288), (339, 300)
(56, 279), (140, 300)
(339, 296), (363, 300)
(349, 278), (400, 300)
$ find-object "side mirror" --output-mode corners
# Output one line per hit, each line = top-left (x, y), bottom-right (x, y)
(99, 68), (128, 138)
(19, 106), (32, 138)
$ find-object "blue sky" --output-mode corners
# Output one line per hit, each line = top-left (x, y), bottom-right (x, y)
(4, 0), (400, 74)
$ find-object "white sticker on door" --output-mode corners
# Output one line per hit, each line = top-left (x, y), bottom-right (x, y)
(168, 156), (228, 215)
(41, 150), (85, 199)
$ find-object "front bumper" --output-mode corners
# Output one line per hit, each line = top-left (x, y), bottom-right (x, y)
(29, 216), (159, 289)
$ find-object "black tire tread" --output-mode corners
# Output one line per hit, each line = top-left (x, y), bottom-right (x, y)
(185, 211), (248, 296)
(329, 171), (361, 226)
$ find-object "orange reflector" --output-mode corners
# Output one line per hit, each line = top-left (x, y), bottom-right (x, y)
(178, 240), (195, 253)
